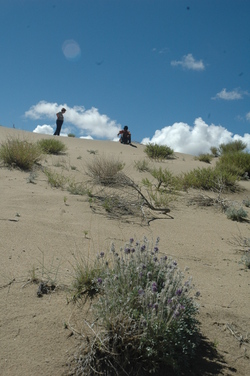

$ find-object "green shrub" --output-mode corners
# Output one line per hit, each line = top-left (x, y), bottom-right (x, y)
(68, 133), (75, 137)
(86, 155), (125, 185)
(0, 138), (42, 170)
(73, 238), (200, 375)
(37, 138), (67, 154)
(195, 153), (213, 164)
(180, 167), (238, 192)
(150, 167), (181, 191)
(225, 206), (248, 221)
(219, 140), (247, 155)
(216, 151), (250, 178)
(144, 143), (174, 161)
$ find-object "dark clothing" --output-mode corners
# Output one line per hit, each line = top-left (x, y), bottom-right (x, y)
(118, 130), (131, 144)
(54, 119), (63, 136)
(54, 110), (65, 136)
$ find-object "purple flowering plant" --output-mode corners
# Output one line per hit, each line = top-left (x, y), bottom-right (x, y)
(75, 237), (200, 375)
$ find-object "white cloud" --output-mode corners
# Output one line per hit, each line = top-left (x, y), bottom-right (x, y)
(26, 101), (121, 139)
(33, 124), (54, 135)
(246, 112), (250, 121)
(141, 117), (250, 155)
(171, 53), (205, 71)
(212, 88), (243, 100)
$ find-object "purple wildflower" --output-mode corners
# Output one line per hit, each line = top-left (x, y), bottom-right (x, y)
(176, 288), (182, 296)
(124, 247), (130, 254)
(130, 238), (134, 244)
(100, 252), (105, 258)
(153, 256), (158, 262)
(152, 281), (158, 292)
(138, 289), (144, 296)
(154, 246), (159, 253)
(141, 245), (146, 252)
(97, 278), (102, 284)
(131, 248), (135, 253)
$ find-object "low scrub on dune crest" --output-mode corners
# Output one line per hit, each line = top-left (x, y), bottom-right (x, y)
(194, 153), (213, 164)
(0, 138), (42, 170)
(218, 140), (247, 155)
(72, 237), (200, 375)
(144, 143), (174, 161)
(37, 138), (67, 154)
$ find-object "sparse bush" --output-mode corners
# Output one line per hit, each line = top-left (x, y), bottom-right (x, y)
(225, 206), (248, 221)
(180, 167), (238, 192)
(241, 250), (250, 269)
(195, 153), (213, 164)
(210, 146), (219, 157)
(0, 138), (42, 170)
(144, 143), (174, 161)
(43, 168), (68, 188)
(219, 140), (247, 155)
(86, 155), (125, 185)
(216, 151), (250, 178)
(150, 167), (181, 191)
(37, 138), (67, 154)
(73, 238), (200, 375)
(67, 181), (91, 196)
(134, 158), (151, 172)
(243, 199), (250, 207)
(68, 133), (75, 137)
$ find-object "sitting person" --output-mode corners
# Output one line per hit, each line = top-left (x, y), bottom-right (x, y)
(117, 125), (131, 144)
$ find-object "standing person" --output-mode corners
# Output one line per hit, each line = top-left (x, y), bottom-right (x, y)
(54, 107), (66, 136)
(117, 125), (131, 144)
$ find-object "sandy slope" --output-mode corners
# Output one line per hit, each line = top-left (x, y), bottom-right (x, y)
(0, 126), (249, 376)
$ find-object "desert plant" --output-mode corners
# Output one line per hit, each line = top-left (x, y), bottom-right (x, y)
(68, 133), (75, 137)
(73, 237), (200, 375)
(86, 155), (125, 185)
(241, 251), (250, 269)
(180, 167), (238, 192)
(144, 143), (174, 161)
(225, 206), (248, 221)
(134, 159), (151, 172)
(37, 138), (67, 154)
(0, 138), (42, 170)
(216, 151), (250, 178)
(195, 153), (213, 164)
(210, 146), (219, 157)
(67, 180), (91, 196)
(150, 166), (180, 191)
(219, 140), (247, 155)
(43, 168), (68, 188)
(243, 199), (250, 208)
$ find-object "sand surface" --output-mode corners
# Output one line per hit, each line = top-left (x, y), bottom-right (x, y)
(0, 126), (249, 375)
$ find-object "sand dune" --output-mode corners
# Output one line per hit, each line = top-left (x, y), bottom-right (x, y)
(0, 126), (249, 375)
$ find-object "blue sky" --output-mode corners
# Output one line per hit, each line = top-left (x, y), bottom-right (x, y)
(1, 0), (250, 154)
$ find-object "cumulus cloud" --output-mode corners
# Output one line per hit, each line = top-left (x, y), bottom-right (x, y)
(141, 117), (250, 155)
(212, 88), (244, 100)
(25, 101), (121, 139)
(171, 53), (205, 71)
(33, 124), (54, 135)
